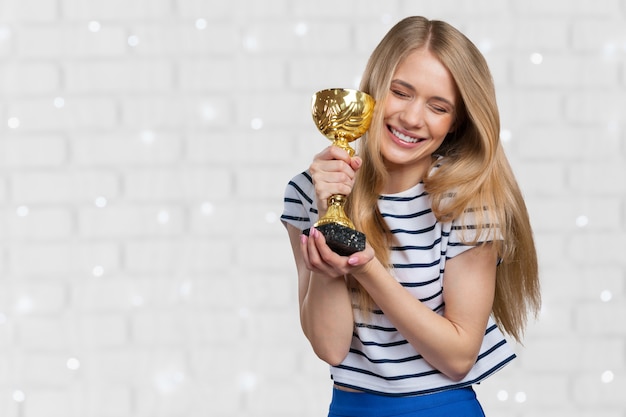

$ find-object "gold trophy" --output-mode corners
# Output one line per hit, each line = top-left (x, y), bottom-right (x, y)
(304, 88), (375, 256)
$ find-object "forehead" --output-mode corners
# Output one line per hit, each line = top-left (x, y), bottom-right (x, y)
(392, 48), (457, 101)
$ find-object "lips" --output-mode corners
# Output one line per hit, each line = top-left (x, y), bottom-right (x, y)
(389, 126), (425, 144)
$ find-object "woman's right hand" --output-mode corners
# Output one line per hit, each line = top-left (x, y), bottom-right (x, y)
(309, 145), (362, 217)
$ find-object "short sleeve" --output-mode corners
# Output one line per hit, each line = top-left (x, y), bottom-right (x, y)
(280, 171), (318, 231)
(445, 207), (502, 259)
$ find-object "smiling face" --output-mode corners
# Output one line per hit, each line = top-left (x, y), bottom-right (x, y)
(379, 48), (458, 193)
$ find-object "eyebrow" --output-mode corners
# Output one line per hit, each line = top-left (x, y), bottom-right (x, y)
(391, 79), (456, 110)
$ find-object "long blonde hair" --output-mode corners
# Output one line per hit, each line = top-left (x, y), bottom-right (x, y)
(346, 16), (540, 342)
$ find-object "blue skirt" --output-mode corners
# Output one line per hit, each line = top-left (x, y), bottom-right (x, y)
(328, 387), (485, 417)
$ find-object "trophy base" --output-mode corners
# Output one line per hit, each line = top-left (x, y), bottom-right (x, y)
(303, 223), (366, 256)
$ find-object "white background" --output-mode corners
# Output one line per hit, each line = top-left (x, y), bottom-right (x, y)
(0, 0), (625, 416)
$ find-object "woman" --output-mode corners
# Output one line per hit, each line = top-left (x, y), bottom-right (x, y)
(281, 16), (540, 416)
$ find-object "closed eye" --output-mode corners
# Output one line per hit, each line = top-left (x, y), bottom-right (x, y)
(391, 88), (410, 98)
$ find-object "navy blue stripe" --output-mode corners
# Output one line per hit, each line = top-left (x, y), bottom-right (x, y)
(391, 237), (442, 251)
(393, 259), (440, 269)
(355, 322), (397, 332)
(398, 276), (439, 288)
(280, 214), (309, 223)
(287, 179), (313, 205)
(353, 334), (409, 348)
(390, 223), (437, 235)
(379, 190), (427, 202)
(348, 348), (424, 364)
(335, 364), (441, 382)
(381, 208), (432, 219)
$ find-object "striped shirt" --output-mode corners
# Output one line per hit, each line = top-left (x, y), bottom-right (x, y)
(281, 170), (515, 396)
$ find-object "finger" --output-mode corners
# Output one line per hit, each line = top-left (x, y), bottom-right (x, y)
(306, 228), (325, 269)
(315, 145), (352, 164)
(300, 233), (312, 270)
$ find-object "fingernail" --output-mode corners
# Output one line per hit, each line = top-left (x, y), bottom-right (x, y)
(311, 227), (317, 238)
(300, 234), (307, 244)
(348, 256), (358, 265)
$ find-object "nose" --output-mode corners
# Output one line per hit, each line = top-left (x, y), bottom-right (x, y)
(399, 101), (425, 128)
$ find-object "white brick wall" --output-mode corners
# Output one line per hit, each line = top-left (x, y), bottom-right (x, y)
(0, 1), (625, 416)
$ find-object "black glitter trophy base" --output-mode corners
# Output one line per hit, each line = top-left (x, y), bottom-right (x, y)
(303, 223), (366, 256)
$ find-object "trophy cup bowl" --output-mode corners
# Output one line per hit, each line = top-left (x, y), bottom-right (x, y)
(304, 88), (375, 256)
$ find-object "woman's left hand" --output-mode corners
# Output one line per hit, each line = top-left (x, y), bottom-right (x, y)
(301, 227), (376, 277)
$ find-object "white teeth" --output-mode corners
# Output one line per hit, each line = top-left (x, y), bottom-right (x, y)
(391, 127), (420, 143)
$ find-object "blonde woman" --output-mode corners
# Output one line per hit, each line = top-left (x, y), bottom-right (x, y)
(281, 16), (540, 416)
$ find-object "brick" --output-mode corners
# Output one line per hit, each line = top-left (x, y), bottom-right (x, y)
(526, 198), (621, 232)
(568, 163), (626, 194)
(0, 135), (67, 167)
(124, 240), (232, 273)
(512, 0), (622, 15)
(124, 168), (228, 201)
(522, 338), (624, 372)
(7, 282), (67, 314)
(235, 237), (295, 271)
(10, 171), (119, 204)
(517, 126), (622, 161)
(76, 315), (128, 347)
(9, 242), (120, 276)
(509, 162), (567, 197)
(128, 23), (240, 56)
(121, 96), (233, 129)
(243, 21), (351, 54)
(72, 277), (144, 312)
(572, 371), (626, 407)
(6, 207), (73, 240)
(20, 353), (77, 385)
(479, 372), (570, 410)
(0, 0), (58, 21)
(64, 60), (173, 93)
(176, 0), (232, 18)
(512, 55), (620, 87)
(403, 0), (510, 16)
(572, 20), (626, 52)
(179, 58), (286, 92)
(82, 386), (132, 417)
(17, 316), (72, 350)
(185, 129), (294, 164)
(16, 24), (128, 58)
(575, 302), (626, 334)
(7, 98), (117, 131)
(72, 132), (181, 166)
(135, 387), (194, 417)
(132, 311), (242, 346)
(499, 89), (562, 124)
(81, 351), (137, 384)
(61, 0), (171, 19)
(0, 62), (59, 94)
(468, 19), (569, 52)
(540, 266), (624, 302)
(78, 206), (184, 238)
(565, 91), (626, 124)
(22, 389), (72, 417)
(236, 167), (305, 201)
(289, 57), (368, 91)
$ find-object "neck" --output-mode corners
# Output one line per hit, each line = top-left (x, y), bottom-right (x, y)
(381, 158), (433, 194)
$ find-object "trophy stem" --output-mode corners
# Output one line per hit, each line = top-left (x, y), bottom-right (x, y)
(314, 195), (355, 230)
(333, 135), (355, 157)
